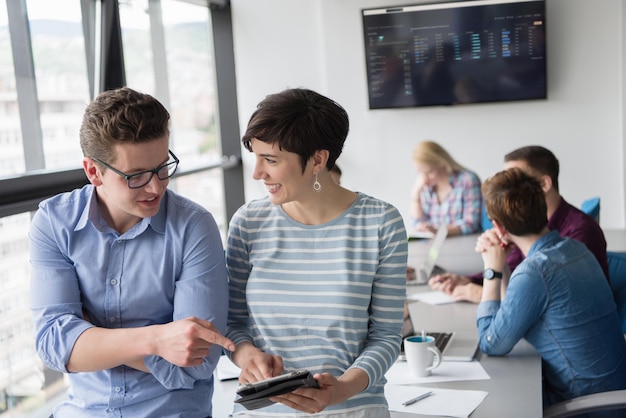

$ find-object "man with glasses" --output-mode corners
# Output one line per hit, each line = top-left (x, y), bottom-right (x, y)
(29, 87), (234, 417)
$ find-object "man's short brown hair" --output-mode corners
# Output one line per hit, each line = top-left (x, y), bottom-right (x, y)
(482, 167), (548, 236)
(79, 87), (170, 164)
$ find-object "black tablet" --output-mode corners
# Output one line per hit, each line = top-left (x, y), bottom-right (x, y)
(234, 369), (319, 410)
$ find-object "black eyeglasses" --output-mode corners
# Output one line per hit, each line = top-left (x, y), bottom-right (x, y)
(93, 150), (180, 189)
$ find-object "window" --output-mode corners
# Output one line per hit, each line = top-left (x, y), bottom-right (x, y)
(0, 1), (240, 415)
(120, 0), (226, 230)
(119, 0), (155, 93)
(27, 0), (89, 171)
(161, 0), (226, 231)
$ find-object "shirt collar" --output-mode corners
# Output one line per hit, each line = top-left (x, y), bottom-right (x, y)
(75, 186), (98, 232)
(547, 196), (568, 229)
(149, 192), (167, 235)
(74, 186), (168, 236)
(527, 229), (561, 257)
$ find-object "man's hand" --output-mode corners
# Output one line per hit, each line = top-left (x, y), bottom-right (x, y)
(154, 317), (235, 368)
(475, 228), (512, 254)
(428, 272), (470, 294)
(475, 229), (510, 272)
(451, 283), (483, 303)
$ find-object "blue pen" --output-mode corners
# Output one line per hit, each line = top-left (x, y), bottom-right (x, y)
(402, 390), (434, 406)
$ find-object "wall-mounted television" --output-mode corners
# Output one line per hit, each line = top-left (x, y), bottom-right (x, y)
(362, 0), (546, 109)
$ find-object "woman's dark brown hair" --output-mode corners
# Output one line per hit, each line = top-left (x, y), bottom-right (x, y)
(242, 88), (348, 173)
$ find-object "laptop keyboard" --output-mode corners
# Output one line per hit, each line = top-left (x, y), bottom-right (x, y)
(400, 331), (453, 357)
(428, 332), (453, 352)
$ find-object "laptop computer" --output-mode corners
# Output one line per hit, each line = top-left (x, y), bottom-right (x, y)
(400, 316), (479, 362)
(408, 225), (448, 285)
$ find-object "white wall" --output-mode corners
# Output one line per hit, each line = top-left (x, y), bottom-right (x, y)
(231, 0), (626, 229)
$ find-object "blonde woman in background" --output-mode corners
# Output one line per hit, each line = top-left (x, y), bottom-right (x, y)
(410, 140), (482, 236)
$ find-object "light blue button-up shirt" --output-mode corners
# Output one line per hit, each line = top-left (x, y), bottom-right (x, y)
(477, 230), (626, 406)
(29, 185), (228, 417)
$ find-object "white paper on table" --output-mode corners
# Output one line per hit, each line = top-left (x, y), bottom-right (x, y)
(407, 290), (456, 305)
(384, 386), (488, 418)
(216, 355), (241, 381)
(385, 359), (490, 385)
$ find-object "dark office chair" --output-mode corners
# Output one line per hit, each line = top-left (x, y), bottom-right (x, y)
(543, 390), (626, 418)
(580, 197), (600, 222)
(543, 252), (626, 418)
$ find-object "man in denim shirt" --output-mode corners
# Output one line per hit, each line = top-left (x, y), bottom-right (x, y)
(475, 168), (626, 410)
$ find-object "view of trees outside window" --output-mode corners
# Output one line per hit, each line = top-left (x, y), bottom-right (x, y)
(28, 0), (89, 172)
(120, 0), (226, 233)
(0, 0), (224, 415)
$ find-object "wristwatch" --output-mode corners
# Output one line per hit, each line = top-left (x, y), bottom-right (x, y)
(483, 268), (503, 280)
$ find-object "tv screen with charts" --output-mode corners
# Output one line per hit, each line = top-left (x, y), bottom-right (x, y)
(362, 0), (546, 109)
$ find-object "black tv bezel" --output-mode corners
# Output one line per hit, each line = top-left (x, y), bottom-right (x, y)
(362, 0), (547, 109)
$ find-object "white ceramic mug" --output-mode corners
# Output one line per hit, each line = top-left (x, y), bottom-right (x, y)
(404, 335), (442, 377)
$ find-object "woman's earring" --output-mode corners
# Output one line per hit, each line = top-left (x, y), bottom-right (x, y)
(313, 174), (321, 192)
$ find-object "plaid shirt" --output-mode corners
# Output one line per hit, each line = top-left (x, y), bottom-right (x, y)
(414, 169), (482, 235)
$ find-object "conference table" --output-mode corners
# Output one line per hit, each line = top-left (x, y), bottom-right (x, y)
(211, 234), (543, 417)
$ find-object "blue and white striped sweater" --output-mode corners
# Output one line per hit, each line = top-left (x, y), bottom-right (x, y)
(226, 192), (408, 415)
